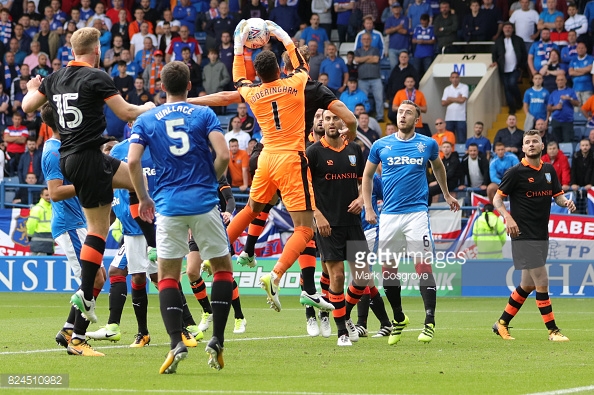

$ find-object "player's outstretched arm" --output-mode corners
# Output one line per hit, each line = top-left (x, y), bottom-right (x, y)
(187, 91), (242, 107)
(554, 194), (576, 212)
(209, 131), (230, 180)
(107, 94), (156, 122)
(362, 160), (378, 225)
(233, 20), (249, 83)
(21, 76), (48, 114)
(430, 157), (460, 212)
(329, 100), (357, 142)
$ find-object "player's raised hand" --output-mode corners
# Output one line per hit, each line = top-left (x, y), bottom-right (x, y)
(26, 75), (43, 91)
(234, 19), (249, 55)
(265, 20), (292, 46)
(139, 197), (156, 223)
(365, 209), (377, 225)
(445, 194), (460, 212)
(347, 197), (364, 215)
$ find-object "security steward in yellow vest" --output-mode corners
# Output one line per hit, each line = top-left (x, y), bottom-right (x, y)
(472, 204), (506, 259)
(26, 188), (54, 255)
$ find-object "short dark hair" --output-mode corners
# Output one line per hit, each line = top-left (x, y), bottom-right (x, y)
(254, 50), (279, 83)
(494, 141), (505, 149)
(40, 102), (56, 130)
(420, 13), (430, 21)
(524, 129), (541, 138)
(399, 100), (421, 117)
(160, 61), (190, 96)
(181, 46), (191, 53)
(441, 140), (453, 147)
(468, 143), (479, 149)
(117, 60), (127, 67)
(474, 121), (484, 127)
(27, 136), (36, 142)
(228, 138), (238, 144)
(208, 48), (219, 56)
(547, 141), (559, 148)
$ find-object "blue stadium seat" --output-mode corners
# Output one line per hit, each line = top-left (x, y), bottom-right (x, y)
(559, 142), (573, 157)
(194, 32), (207, 46)
(226, 102), (238, 113)
(574, 111), (587, 125)
(573, 125), (585, 142)
(455, 143), (466, 156)
(218, 115), (234, 129)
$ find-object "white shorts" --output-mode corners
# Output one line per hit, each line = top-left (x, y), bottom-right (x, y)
(378, 211), (435, 263)
(156, 206), (230, 261)
(55, 228), (87, 278)
(364, 227), (378, 253)
(110, 235), (157, 275)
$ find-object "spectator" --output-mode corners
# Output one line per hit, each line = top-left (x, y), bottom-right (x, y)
(130, 22), (157, 58)
(576, 129), (594, 152)
(494, 114), (525, 158)
(11, 77), (28, 115)
(319, 42), (348, 96)
(433, 1), (458, 54)
(106, 0), (132, 25)
(23, 1), (42, 27)
(142, 50), (165, 95)
(0, 140), (5, 180)
(547, 73), (579, 142)
(3, 51), (21, 93)
(540, 48), (566, 93)
(528, 28), (559, 77)
(202, 48), (230, 114)
(354, 103), (381, 134)
(307, 40), (325, 80)
(12, 172), (37, 205)
(385, 123), (397, 135)
(392, 76), (428, 135)
(113, 60), (134, 97)
(31, 52), (51, 77)
(441, 71), (469, 143)
(228, 102), (255, 135)
(86, 2), (112, 30)
(333, 0), (356, 43)
(0, 8), (12, 47)
(199, 0), (221, 32)
(570, 138), (594, 191)
(155, 10), (180, 37)
(568, 41), (593, 106)
(386, 51), (420, 114)
(355, 112), (380, 160)
(432, 117), (456, 157)
(219, 31), (233, 87)
(78, 0), (94, 23)
(13, 24), (32, 56)
(43, 5), (63, 34)
(411, 14), (435, 77)
(104, 34), (125, 73)
(340, 78), (370, 113)
(134, 36), (156, 74)
(317, 72), (329, 86)
(355, 33), (384, 122)
(491, 22), (528, 116)
(459, 142), (490, 192)
(384, 2), (410, 70)
(127, 76), (153, 105)
(357, 0), (378, 22)
(227, 138), (250, 191)
(17, 137), (42, 184)
(346, 50), (358, 80)
(23, 40), (43, 70)
(428, 141), (460, 203)
(461, 0), (489, 42)
(246, 138), (258, 156)
(542, 140), (571, 191)
(94, 18), (113, 62)
(472, 203), (506, 259)
(537, 0), (563, 30)
(180, 47), (204, 98)
(465, 121), (492, 159)
(560, 30), (577, 66)
(36, 114), (53, 149)
(173, 0), (197, 35)
(55, 31), (73, 67)
(166, 25), (203, 64)
(580, 93), (594, 125)
(157, 21), (179, 54)
(0, 83), (8, 127)
(138, 0), (159, 28)
(128, 8), (154, 41)
(21, 111), (40, 140)
(565, 2), (587, 36)
(68, 9), (86, 30)
(204, 1), (237, 50)
(243, 0), (269, 21)
(225, 116), (251, 150)
(355, 15), (385, 56)
(311, 0), (332, 39)
(3, 111), (28, 176)
(509, 0), (540, 52)
(482, 0), (504, 41)
(523, 73), (550, 130)
(26, 187), (53, 255)
(299, 13), (329, 48)
(550, 15), (568, 45)
(111, 9), (131, 50)
(407, 0), (432, 30)
(487, 141), (520, 201)
(535, 118), (555, 147)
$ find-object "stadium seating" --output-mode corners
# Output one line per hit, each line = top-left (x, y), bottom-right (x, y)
(218, 114), (234, 129)
(559, 142), (573, 157)
(574, 111), (587, 125)
(573, 125), (585, 142)
(339, 42), (354, 57)
(455, 144), (466, 156)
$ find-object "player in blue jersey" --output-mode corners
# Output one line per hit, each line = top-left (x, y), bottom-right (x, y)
(86, 139), (165, 348)
(128, 61), (232, 374)
(362, 100), (460, 345)
(40, 103), (107, 357)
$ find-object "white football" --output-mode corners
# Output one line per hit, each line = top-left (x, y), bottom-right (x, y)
(245, 18), (270, 49)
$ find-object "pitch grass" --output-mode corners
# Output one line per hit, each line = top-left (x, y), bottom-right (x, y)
(0, 293), (592, 395)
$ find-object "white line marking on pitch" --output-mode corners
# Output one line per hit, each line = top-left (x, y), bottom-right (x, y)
(524, 385), (594, 395)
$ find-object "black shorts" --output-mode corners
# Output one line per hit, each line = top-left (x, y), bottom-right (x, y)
(60, 148), (121, 209)
(512, 239), (548, 270)
(249, 142), (263, 178)
(188, 235), (235, 255)
(316, 225), (368, 262)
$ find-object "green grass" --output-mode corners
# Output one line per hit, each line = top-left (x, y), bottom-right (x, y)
(0, 293), (593, 395)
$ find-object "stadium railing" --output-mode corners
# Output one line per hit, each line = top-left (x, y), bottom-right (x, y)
(0, 180), (47, 209)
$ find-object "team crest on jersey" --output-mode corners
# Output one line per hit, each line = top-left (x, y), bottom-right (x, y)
(545, 173), (551, 183)
(416, 142), (426, 153)
(348, 155), (356, 166)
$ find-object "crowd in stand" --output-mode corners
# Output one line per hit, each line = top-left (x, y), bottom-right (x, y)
(1, 0), (594, 210)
